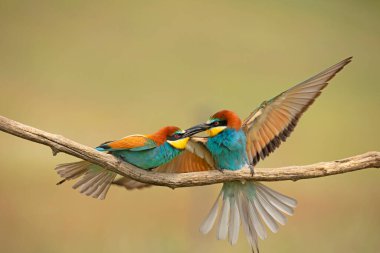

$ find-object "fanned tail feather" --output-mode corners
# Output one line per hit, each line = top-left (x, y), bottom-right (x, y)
(55, 161), (92, 180)
(55, 161), (117, 200)
(199, 181), (297, 252)
(237, 191), (259, 252)
(200, 191), (221, 234)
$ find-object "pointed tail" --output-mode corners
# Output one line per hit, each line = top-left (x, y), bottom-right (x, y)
(55, 161), (117, 200)
(199, 181), (297, 252)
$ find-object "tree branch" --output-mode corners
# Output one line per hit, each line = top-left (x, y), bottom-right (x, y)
(1, 115), (379, 188)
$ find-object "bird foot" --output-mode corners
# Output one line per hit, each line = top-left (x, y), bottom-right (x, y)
(116, 156), (126, 166)
(216, 166), (224, 173)
(249, 164), (255, 176)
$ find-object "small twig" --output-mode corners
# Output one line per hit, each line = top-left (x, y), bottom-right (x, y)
(0, 115), (379, 188)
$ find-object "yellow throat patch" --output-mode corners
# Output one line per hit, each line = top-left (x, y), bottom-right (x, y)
(167, 137), (190, 150)
(206, 126), (227, 137)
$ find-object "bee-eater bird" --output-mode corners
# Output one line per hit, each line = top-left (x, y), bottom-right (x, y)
(184, 57), (352, 251)
(55, 57), (352, 252)
(55, 126), (209, 199)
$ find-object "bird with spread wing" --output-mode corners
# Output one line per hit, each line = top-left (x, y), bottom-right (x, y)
(181, 57), (352, 251)
(55, 57), (352, 252)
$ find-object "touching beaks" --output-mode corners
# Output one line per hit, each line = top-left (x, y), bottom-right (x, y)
(183, 123), (211, 137)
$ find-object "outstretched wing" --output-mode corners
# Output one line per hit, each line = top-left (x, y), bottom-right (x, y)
(112, 138), (215, 190)
(96, 134), (157, 151)
(242, 57), (352, 166)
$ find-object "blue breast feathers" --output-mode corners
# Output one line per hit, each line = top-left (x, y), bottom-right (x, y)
(206, 128), (248, 171)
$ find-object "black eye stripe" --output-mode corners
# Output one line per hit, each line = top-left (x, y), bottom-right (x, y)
(209, 120), (227, 127)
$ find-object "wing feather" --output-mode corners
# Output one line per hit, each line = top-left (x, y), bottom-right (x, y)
(243, 57), (352, 166)
(97, 135), (157, 151)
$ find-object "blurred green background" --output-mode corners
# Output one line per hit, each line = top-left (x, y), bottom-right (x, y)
(1, 1), (379, 252)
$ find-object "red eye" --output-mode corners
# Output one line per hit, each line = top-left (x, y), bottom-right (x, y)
(174, 134), (180, 139)
(213, 121), (220, 126)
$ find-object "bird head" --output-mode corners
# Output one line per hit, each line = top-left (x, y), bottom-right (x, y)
(185, 110), (242, 137)
(152, 126), (202, 150)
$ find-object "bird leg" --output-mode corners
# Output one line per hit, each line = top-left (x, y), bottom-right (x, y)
(249, 164), (255, 176)
(116, 155), (126, 167)
(216, 165), (224, 173)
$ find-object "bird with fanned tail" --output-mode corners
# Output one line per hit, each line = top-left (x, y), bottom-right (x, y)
(182, 57), (352, 251)
(55, 57), (352, 252)
(55, 126), (210, 199)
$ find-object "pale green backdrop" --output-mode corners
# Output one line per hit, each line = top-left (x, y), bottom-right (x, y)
(0, 1), (379, 253)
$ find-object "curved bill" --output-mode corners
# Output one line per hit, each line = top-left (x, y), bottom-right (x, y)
(183, 123), (211, 138)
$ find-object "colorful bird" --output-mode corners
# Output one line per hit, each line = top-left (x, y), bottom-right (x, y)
(55, 126), (209, 199)
(184, 57), (352, 251)
(55, 57), (352, 252)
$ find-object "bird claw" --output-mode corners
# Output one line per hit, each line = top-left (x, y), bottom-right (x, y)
(116, 156), (126, 166)
(249, 164), (255, 176)
(216, 166), (224, 173)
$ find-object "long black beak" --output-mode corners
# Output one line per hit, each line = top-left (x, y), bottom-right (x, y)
(183, 123), (211, 138)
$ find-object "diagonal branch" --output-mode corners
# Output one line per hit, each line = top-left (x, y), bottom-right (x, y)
(0, 115), (379, 188)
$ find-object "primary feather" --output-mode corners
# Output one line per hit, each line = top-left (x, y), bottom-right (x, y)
(243, 57), (352, 166)
(196, 58), (351, 251)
